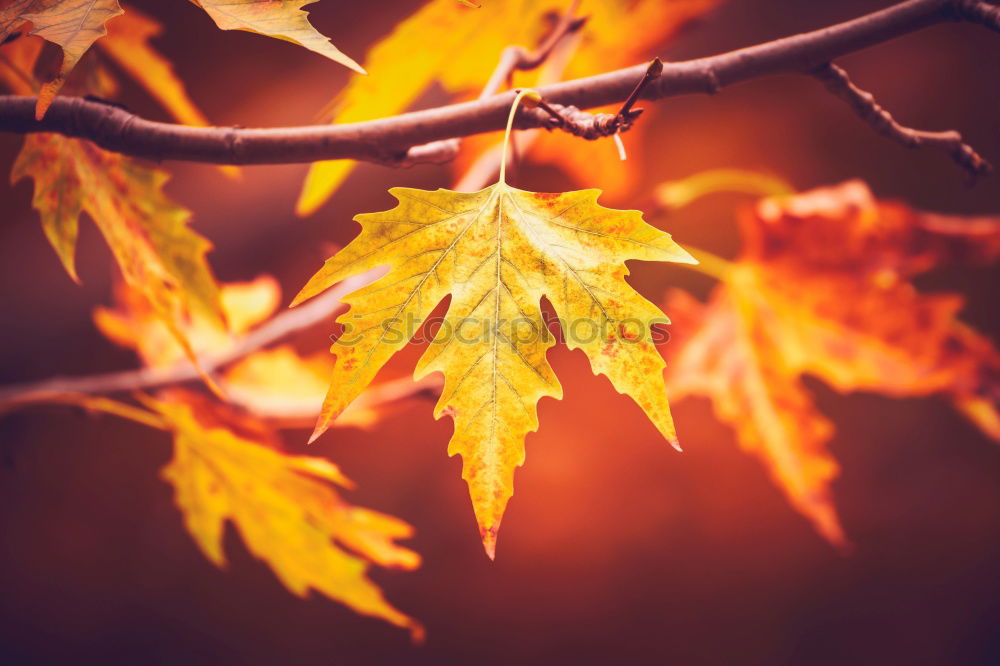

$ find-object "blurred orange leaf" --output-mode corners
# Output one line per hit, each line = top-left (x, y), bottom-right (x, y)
(94, 275), (433, 427)
(95, 275), (280, 368)
(221, 344), (432, 428)
(665, 180), (1000, 545)
(221, 344), (346, 422)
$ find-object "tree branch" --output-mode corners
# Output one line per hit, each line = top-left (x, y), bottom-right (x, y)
(0, 269), (434, 410)
(0, 0), (993, 172)
(811, 62), (991, 178)
(0, 271), (447, 427)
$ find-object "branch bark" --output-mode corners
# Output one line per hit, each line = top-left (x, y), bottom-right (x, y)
(0, 0), (994, 170)
(812, 63), (990, 178)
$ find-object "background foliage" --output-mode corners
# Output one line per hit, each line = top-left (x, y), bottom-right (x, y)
(0, 0), (998, 664)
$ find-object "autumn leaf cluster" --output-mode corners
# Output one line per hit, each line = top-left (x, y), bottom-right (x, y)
(1, 0), (998, 641)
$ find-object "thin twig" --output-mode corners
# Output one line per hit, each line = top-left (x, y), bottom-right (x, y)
(0, 267), (445, 420)
(507, 57), (661, 143)
(458, 39), (663, 187)
(812, 62), (991, 179)
(612, 57), (663, 130)
(0, 271), (379, 406)
(530, 98), (568, 126)
(0, 0), (991, 175)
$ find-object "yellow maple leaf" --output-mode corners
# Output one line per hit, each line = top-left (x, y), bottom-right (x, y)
(0, 0), (124, 118)
(297, 0), (719, 215)
(145, 390), (422, 638)
(33, 388), (421, 637)
(12, 132), (224, 375)
(2, 27), (228, 383)
(191, 0), (364, 74)
(664, 180), (1000, 545)
(1, 386), (424, 635)
(293, 92), (695, 557)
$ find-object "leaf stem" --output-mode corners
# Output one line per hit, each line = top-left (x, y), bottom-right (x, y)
(499, 89), (538, 185)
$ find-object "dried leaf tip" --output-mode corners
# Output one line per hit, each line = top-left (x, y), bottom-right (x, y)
(307, 420), (328, 445)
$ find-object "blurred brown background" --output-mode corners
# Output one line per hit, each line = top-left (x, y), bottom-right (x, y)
(1, 1), (999, 664)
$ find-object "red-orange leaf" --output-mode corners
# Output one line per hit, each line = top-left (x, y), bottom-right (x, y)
(665, 180), (1000, 544)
